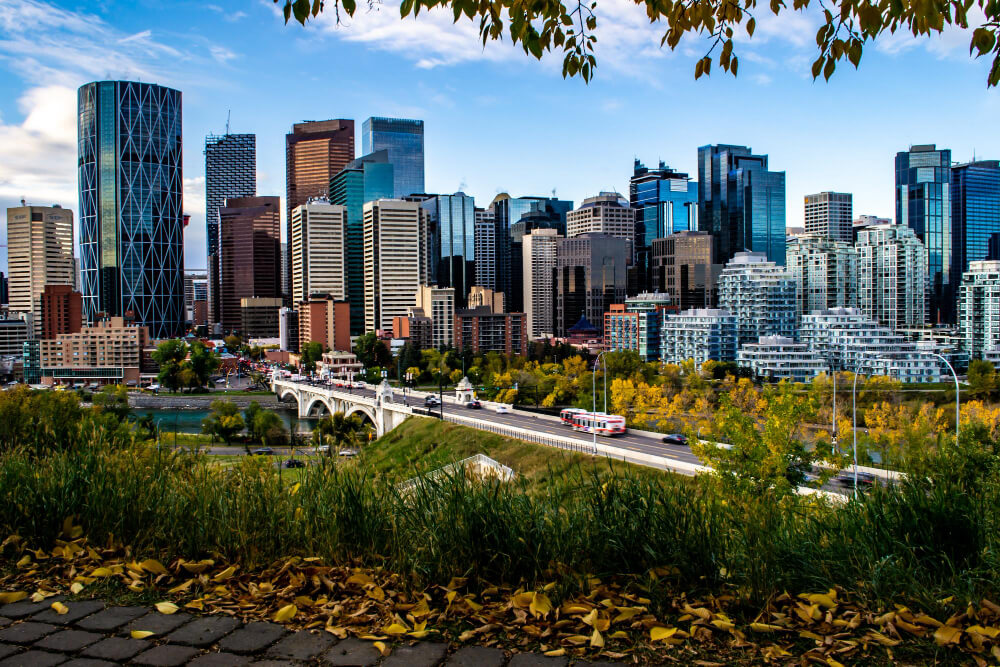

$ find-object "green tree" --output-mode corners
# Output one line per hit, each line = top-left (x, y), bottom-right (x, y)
(223, 334), (242, 353)
(255, 410), (288, 447)
(354, 332), (391, 369)
(312, 411), (362, 457)
(301, 341), (324, 373)
(398, 341), (423, 377)
(201, 400), (245, 445)
(187, 341), (220, 389)
(277, 0), (1000, 87)
(152, 340), (188, 393)
(92, 384), (131, 422)
(968, 359), (997, 399)
(244, 401), (263, 442)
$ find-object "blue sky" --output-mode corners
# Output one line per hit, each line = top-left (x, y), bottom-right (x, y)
(0, 0), (998, 271)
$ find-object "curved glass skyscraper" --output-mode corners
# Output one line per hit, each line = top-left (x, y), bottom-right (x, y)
(78, 81), (184, 338)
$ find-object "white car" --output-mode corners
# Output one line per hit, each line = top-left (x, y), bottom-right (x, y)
(494, 404), (511, 414)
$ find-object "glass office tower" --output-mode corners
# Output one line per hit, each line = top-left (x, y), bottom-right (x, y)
(78, 80), (184, 338)
(492, 195), (573, 311)
(630, 159), (698, 291)
(362, 117), (424, 198)
(417, 192), (476, 308)
(952, 159), (1000, 285)
(896, 144), (953, 324)
(698, 144), (786, 267)
(329, 151), (394, 335)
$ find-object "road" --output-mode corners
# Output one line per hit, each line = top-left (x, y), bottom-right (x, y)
(281, 381), (705, 468)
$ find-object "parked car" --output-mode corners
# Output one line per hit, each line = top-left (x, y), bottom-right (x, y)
(465, 400), (482, 409)
(494, 404), (511, 414)
(251, 448), (275, 456)
(284, 458), (305, 469)
(662, 434), (688, 446)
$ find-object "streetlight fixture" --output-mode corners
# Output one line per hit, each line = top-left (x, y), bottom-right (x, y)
(591, 351), (608, 455)
(912, 351), (960, 449)
(851, 354), (893, 498)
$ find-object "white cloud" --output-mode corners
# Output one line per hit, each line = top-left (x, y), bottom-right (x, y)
(875, 8), (986, 60)
(0, 86), (78, 210)
(210, 45), (238, 63)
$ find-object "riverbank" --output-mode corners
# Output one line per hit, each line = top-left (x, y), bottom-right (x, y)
(129, 391), (284, 410)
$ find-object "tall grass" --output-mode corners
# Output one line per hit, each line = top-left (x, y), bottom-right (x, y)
(1, 434), (998, 609)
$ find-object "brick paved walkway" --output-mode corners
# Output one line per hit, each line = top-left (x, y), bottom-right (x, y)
(0, 598), (624, 666)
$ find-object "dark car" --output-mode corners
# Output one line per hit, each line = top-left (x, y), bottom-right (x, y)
(465, 400), (482, 409)
(284, 458), (305, 469)
(662, 434), (688, 446)
(251, 448), (275, 456)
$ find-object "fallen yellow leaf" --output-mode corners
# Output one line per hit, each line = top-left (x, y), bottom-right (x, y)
(373, 641), (389, 656)
(750, 622), (785, 632)
(274, 604), (297, 622)
(529, 592), (552, 618)
(544, 648), (566, 657)
(69, 583), (84, 595)
(154, 602), (179, 615)
(650, 626), (677, 642)
(131, 630), (155, 639)
(933, 625), (962, 646)
(91, 567), (113, 577)
(51, 601), (69, 615)
(213, 566), (236, 581)
(140, 559), (168, 575)
(590, 628), (604, 648)
(382, 623), (408, 635)
(0, 592), (27, 604)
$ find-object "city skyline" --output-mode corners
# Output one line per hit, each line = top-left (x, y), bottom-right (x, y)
(1, 0), (999, 272)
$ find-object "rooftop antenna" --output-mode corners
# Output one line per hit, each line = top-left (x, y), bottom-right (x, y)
(225, 110), (231, 135)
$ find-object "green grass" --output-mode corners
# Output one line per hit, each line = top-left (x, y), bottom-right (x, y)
(354, 417), (659, 486)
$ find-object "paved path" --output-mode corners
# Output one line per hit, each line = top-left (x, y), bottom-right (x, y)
(0, 598), (621, 666)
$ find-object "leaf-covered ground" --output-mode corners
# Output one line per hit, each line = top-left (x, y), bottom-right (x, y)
(1, 523), (996, 665)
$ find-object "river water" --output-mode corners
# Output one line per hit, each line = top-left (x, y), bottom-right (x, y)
(134, 407), (316, 434)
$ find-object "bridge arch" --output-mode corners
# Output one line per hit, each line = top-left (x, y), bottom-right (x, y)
(303, 396), (332, 418)
(276, 388), (299, 405)
(345, 404), (377, 426)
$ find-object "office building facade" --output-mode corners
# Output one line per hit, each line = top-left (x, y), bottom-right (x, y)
(40, 285), (83, 340)
(698, 144), (786, 266)
(362, 200), (430, 334)
(896, 144), (953, 323)
(205, 133), (255, 324)
(38, 317), (151, 386)
(650, 231), (717, 309)
(717, 252), (797, 348)
(415, 285), (455, 348)
(454, 308), (527, 355)
(78, 81), (184, 338)
(566, 193), (636, 259)
(856, 223), (928, 330)
(420, 192), (476, 307)
(522, 229), (561, 338)
(474, 208), (496, 291)
(329, 150), (394, 335)
(5, 204), (75, 337)
(290, 199), (348, 305)
(240, 297), (283, 339)
(362, 117), (424, 198)
(952, 160), (1000, 282)
(286, 119), (355, 291)
(785, 235), (858, 320)
(554, 233), (629, 337)
(804, 192), (853, 243)
(298, 296), (351, 353)
(218, 197), (281, 333)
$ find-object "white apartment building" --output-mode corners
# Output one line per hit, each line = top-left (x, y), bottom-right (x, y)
(660, 308), (737, 365)
(786, 235), (858, 321)
(566, 193), (636, 259)
(290, 199), (347, 304)
(800, 307), (942, 382)
(856, 223), (927, 330)
(5, 204), (75, 337)
(717, 252), (797, 347)
(521, 228), (561, 338)
(415, 284), (455, 348)
(804, 191), (853, 243)
(474, 208), (496, 291)
(959, 260), (1000, 360)
(737, 336), (829, 383)
(363, 200), (430, 334)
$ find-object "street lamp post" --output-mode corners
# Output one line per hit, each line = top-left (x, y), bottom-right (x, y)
(917, 352), (960, 449)
(591, 351), (608, 455)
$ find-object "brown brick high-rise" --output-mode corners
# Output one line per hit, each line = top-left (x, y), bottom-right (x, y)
(285, 120), (354, 294)
(218, 197), (281, 334)
(40, 284), (82, 339)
